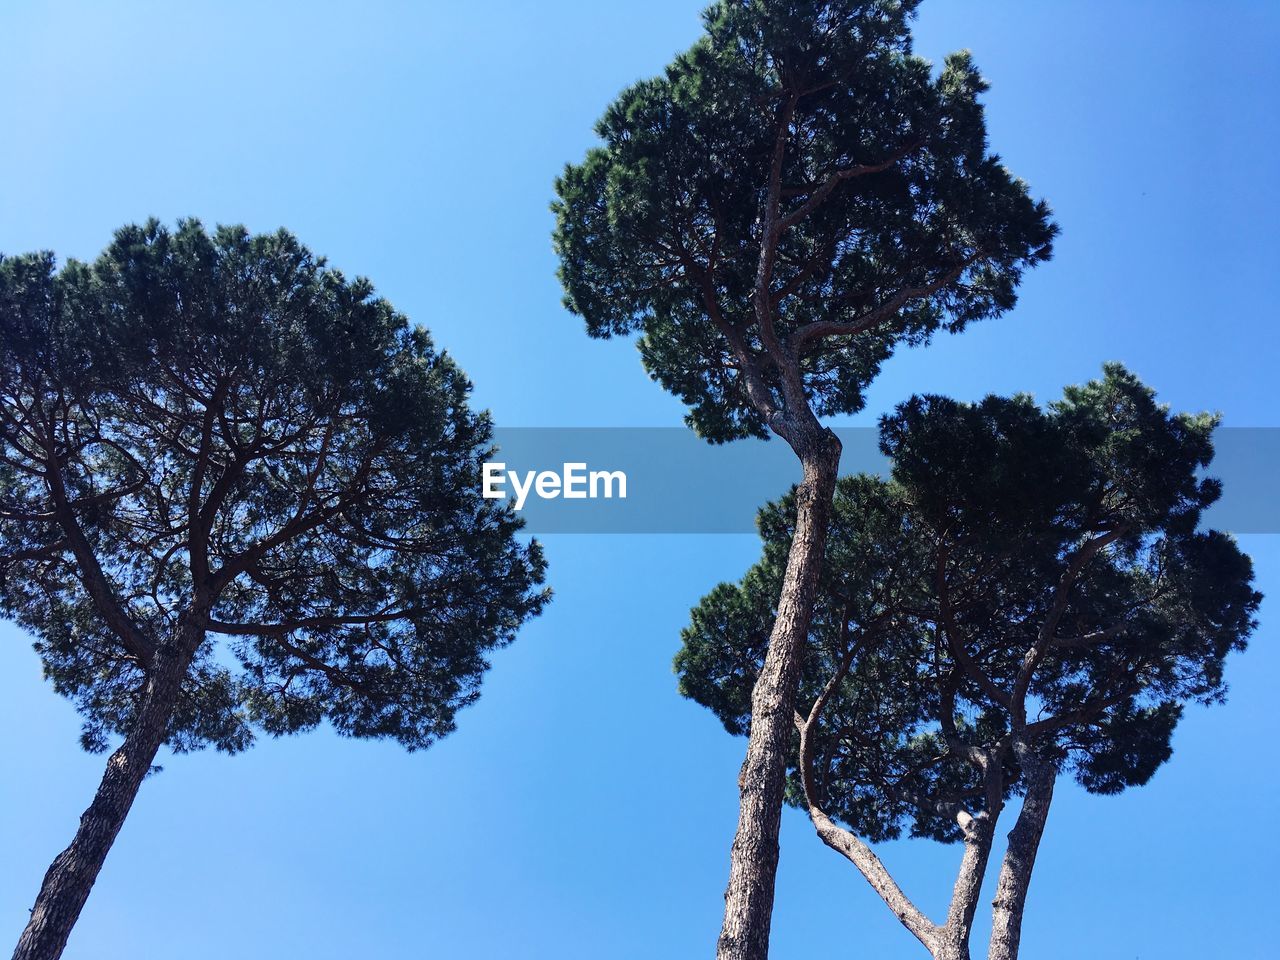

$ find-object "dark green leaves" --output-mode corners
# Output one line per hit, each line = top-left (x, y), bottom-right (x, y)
(0, 219), (549, 755)
(676, 367), (1260, 840)
(554, 0), (1057, 441)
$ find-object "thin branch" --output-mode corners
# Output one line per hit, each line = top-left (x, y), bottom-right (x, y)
(41, 438), (157, 669)
(776, 137), (925, 234)
(794, 620), (939, 951)
(790, 258), (976, 354)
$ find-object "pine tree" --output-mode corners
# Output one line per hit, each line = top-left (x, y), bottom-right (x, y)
(553, 4), (1055, 954)
(677, 367), (1260, 960)
(0, 220), (549, 960)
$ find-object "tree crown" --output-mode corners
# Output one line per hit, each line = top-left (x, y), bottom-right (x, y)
(0, 220), (548, 754)
(676, 366), (1260, 841)
(553, 0), (1057, 441)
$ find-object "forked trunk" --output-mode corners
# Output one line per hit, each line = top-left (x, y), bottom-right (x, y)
(12, 639), (193, 960)
(717, 428), (841, 960)
(987, 755), (1056, 960)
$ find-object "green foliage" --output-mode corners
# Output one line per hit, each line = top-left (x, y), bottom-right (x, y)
(554, 0), (1057, 441)
(675, 366), (1260, 841)
(0, 219), (548, 755)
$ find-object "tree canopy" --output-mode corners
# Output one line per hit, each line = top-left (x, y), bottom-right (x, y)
(555, 7), (1060, 954)
(553, 0), (1057, 444)
(676, 366), (1259, 955)
(0, 219), (549, 756)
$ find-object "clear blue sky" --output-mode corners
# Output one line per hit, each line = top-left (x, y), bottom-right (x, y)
(2, 2), (1277, 957)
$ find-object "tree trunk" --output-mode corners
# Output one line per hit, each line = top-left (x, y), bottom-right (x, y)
(987, 755), (1055, 960)
(12, 637), (193, 960)
(932, 823), (997, 960)
(932, 940), (973, 960)
(717, 428), (841, 960)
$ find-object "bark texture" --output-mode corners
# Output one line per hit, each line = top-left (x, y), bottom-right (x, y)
(808, 807), (939, 948)
(987, 753), (1056, 960)
(717, 431), (841, 960)
(804, 785), (999, 960)
(933, 822), (996, 960)
(793, 632), (1010, 960)
(12, 633), (196, 960)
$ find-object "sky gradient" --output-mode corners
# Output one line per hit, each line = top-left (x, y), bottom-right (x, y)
(2, 2), (1277, 957)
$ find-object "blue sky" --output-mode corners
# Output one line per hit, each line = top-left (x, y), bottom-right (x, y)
(1, 1), (1278, 957)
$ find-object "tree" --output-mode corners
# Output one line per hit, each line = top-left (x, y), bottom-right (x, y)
(676, 366), (1260, 960)
(552, 3), (1055, 954)
(0, 220), (549, 960)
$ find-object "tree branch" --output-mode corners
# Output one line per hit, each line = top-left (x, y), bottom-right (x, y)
(794, 620), (939, 951)
(790, 257), (976, 354)
(41, 441), (157, 669)
(776, 137), (925, 234)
